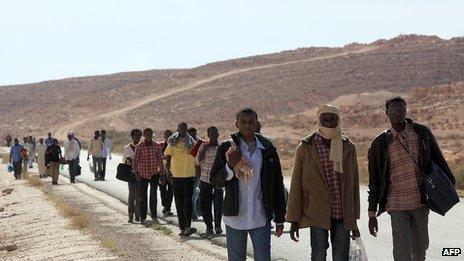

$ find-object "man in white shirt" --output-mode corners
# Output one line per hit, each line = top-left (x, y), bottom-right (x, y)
(64, 132), (80, 183)
(100, 129), (112, 181)
(21, 137), (31, 175)
(35, 138), (48, 178)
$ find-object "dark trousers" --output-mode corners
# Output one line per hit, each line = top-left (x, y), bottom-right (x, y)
(390, 207), (430, 261)
(200, 181), (223, 230)
(139, 175), (159, 221)
(128, 182), (140, 219)
(173, 177), (194, 230)
(159, 182), (173, 211)
(13, 161), (22, 179)
(100, 157), (107, 179)
(310, 219), (350, 261)
(68, 158), (78, 182)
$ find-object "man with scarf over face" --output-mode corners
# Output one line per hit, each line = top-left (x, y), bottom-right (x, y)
(286, 104), (361, 261)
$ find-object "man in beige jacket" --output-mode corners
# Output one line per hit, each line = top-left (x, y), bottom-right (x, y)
(87, 130), (103, 181)
(35, 138), (48, 178)
(286, 104), (361, 261)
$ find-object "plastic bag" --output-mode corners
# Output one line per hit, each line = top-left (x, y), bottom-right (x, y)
(7, 163), (14, 173)
(349, 237), (368, 261)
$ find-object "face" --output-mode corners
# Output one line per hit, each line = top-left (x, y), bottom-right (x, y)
(386, 101), (407, 125)
(94, 132), (100, 138)
(178, 124), (188, 136)
(67, 135), (73, 141)
(143, 130), (153, 142)
(14, 139), (18, 145)
(187, 130), (197, 139)
(101, 131), (106, 137)
(39, 139), (44, 144)
(131, 131), (142, 144)
(319, 113), (339, 128)
(48, 133), (51, 138)
(164, 130), (173, 141)
(236, 112), (257, 138)
(53, 139), (58, 145)
(208, 128), (219, 142)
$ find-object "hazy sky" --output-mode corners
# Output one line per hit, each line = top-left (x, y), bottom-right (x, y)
(1, 0), (462, 86)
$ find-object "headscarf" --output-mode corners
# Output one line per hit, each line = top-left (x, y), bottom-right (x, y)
(316, 104), (343, 173)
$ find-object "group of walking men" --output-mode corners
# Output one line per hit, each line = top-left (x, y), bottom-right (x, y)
(8, 96), (456, 261)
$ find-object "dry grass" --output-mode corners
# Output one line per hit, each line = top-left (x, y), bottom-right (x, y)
(100, 239), (120, 254)
(0, 153), (9, 164)
(151, 223), (173, 235)
(25, 176), (91, 229)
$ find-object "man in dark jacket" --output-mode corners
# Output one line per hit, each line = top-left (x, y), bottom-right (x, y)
(210, 107), (286, 261)
(368, 96), (455, 261)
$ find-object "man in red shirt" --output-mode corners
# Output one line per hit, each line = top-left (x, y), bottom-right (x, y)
(133, 128), (165, 224)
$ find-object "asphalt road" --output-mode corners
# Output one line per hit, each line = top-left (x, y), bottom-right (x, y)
(59, 150), (464, 260)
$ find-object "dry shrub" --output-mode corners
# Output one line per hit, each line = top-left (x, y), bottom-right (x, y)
(0, 153), (9, 164)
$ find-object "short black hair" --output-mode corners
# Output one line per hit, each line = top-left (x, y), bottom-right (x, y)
(143, 128), (153, 134)
(94, 130), (100, 135)
(187, 127), (197, 133)
(101, 129), (106, 134)
(164, 129), (173, 136)
(178, 122), (188, 128)
(386, 96), (407, 111)
(207, 126), (218, 135)
(130, 129), (142, 137)
(236, 107), (258, 121)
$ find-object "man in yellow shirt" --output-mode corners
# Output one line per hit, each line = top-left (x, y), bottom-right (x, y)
(165, 122), (196, 237)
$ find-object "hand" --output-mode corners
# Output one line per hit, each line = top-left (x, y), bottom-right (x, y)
(227, 148), (242, 168)
(275, 224), (284, 238)
(290, 222), (300, 242)
(351, 229), (361, 239)
(87, 155), (90, 161)
(369, 217), (378, 237)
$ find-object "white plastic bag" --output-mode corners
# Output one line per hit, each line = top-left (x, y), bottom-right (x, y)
(349, 237), (368, 261)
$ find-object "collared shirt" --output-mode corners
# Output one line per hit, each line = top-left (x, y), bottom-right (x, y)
(89, 139), (103, 157)
(386, 123), (424, 212)
(164, 140), (195, 178)
(35, 143), (47, 166)
(122, 144), (136, 165)
(64, 139), (80, 161)
(224, 137), (267, 230)
(10, 144), (23, 162)
(101, 138), (112, 158)
(195, 143), (218, 183)
(45, 138), (54, 147)
(133, 141), (164, 179)
(314, 133), (343, 220)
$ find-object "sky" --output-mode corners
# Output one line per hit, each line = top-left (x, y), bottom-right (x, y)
(0, 0), (462, 86)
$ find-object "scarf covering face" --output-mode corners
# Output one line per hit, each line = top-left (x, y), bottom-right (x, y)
(167, 132), (195, 150)
(316, 104), (344, 173)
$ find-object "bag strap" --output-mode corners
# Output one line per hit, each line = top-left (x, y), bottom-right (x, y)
(394, 135), (425, 184)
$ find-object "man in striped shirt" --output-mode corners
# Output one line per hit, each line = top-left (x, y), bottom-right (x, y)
(133, 128), (165, 224)
(196, 126), (223, 238)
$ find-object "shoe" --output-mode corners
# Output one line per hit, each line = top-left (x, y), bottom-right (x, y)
(151, 218), (159, 224)
(215, 227), (223, 235)
(140, 219), (147, 225)
(178, 230), (185, 236)
(71, 181), (76, 184)
(135, 217), (140, 222)
(201, 229), (214, 239)
(183, 227), (197, 237)
(94, 178), (99, 181)
(100, 178), (105, 181)
(128, 218), (134, 223)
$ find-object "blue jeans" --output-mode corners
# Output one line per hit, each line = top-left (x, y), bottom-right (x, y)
(226, 223), (271, 261)
(310, 219), (350, 261)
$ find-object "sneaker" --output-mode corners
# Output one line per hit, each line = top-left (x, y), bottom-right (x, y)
(151, 218), (159, 224)
(215, 227), (223, 235)
(140, 219), (147, 225)
(178, 230), (185, 236)
(135, 217), (140, 222)
(100, 177), (105, 181)
(94, 178), (99, 181)
(183, 227), (197, 237)
(201, 229), (214, 239)
(70, 181), (76, 184)
(128, 218), (134, 223)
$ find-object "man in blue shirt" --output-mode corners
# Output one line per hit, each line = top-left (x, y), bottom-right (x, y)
(9, 138), (24, 180)
(45, 133), (54, 147)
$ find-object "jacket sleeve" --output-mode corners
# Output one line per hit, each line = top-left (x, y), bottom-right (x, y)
(351, 146), (361, 220)
(210, 141), (229, 188)
(272, 149), (286, 224)
(286, 143), (304, 223)
(367, 141), (380, 213)
(426, 127), (455, 185)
